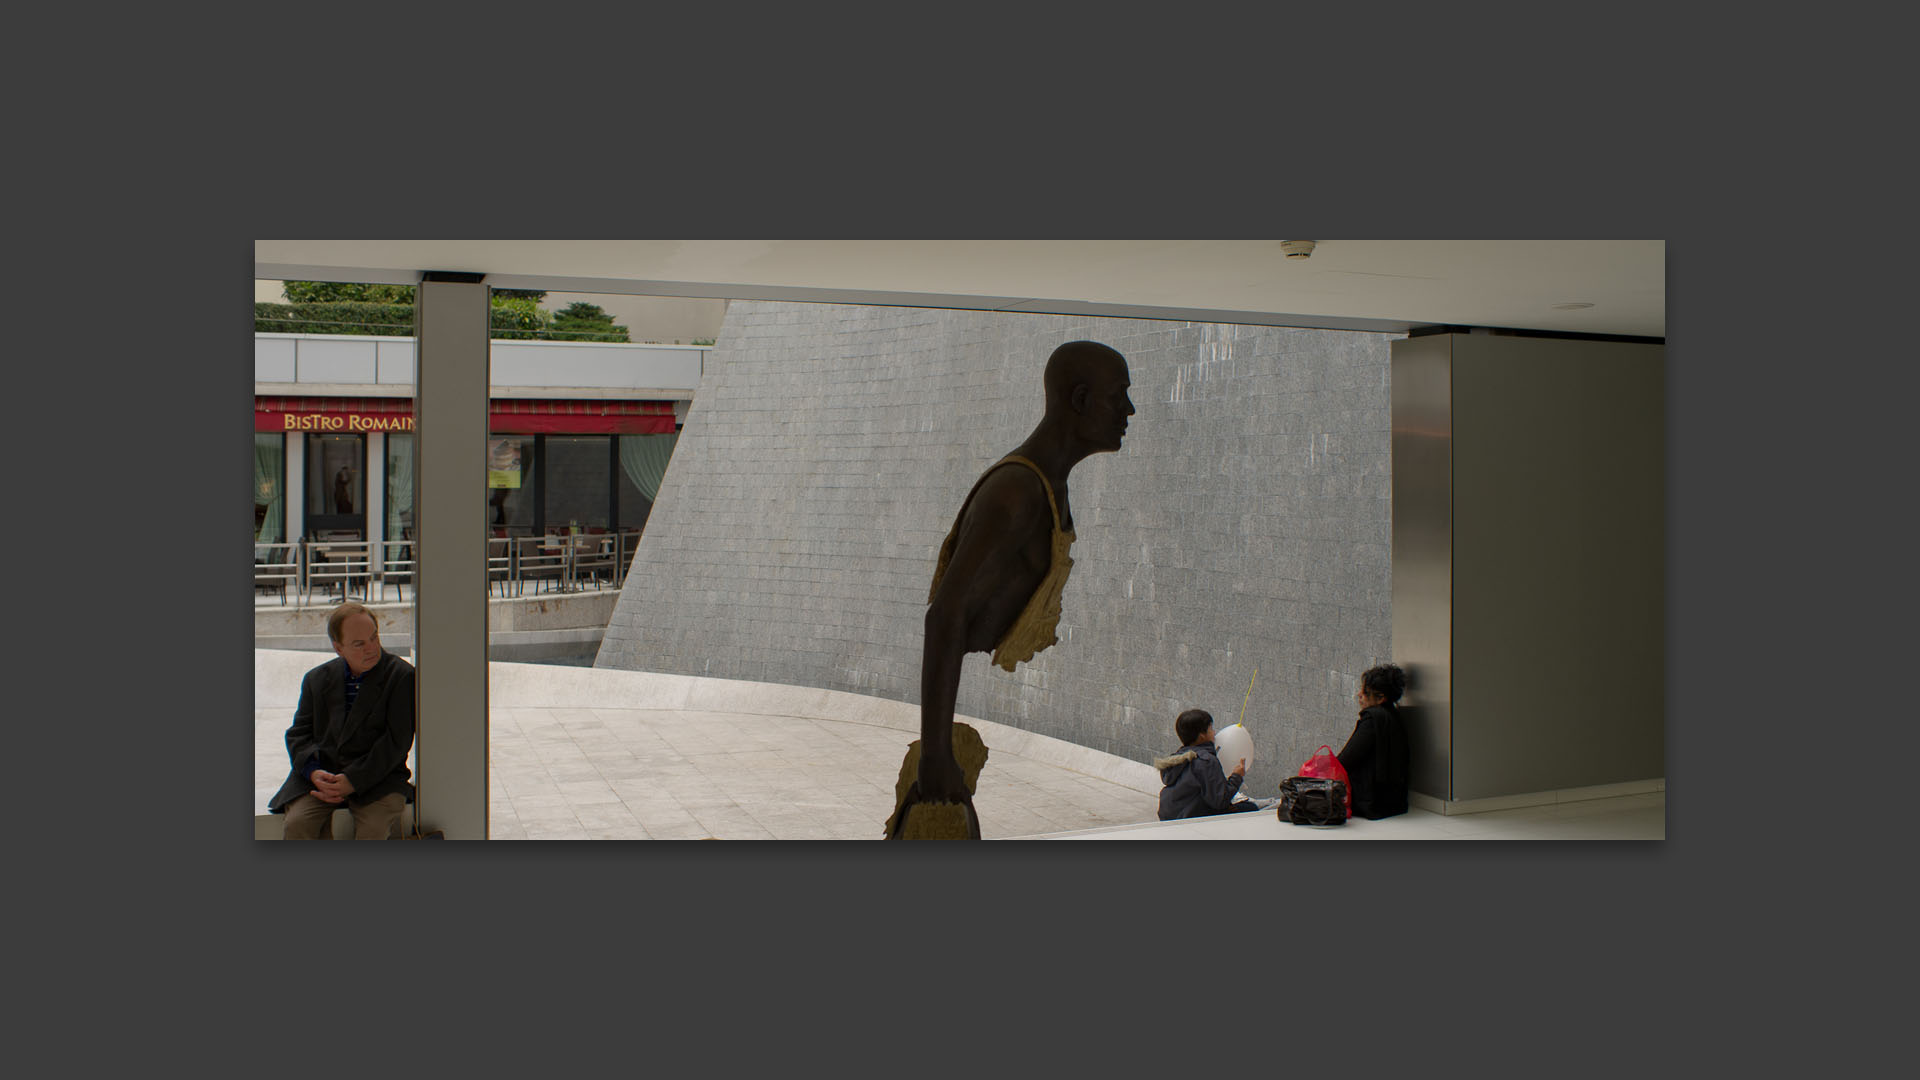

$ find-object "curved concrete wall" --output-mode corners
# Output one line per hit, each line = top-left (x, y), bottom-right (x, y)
(597, 302), (1398, 792)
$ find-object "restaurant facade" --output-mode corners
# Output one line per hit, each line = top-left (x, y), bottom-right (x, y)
(253, 333), (705, 574)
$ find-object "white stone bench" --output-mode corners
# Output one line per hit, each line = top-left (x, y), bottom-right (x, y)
(254, 804), (416, 840)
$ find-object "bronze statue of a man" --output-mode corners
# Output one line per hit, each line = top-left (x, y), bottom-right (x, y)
(887, 341), (1134, 839)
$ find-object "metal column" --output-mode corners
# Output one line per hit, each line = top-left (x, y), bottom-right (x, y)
(413, 275), (490, 838)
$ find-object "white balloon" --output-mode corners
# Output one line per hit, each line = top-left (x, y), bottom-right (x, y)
(1213, 723), (1254, 778)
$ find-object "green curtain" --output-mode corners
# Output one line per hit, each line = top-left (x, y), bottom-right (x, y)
(386, 435), (414, 540)
(254, 435), (284, 553)
(618, 432), (679, 502)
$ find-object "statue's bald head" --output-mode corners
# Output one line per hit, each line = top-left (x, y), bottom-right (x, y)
(1041, 340), (1133, 453)
(1043, 341), (1128, 412)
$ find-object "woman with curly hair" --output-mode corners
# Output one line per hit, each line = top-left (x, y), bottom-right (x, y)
(1336, 663), (1411, 819)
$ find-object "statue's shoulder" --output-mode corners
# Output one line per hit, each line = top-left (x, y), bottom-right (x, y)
(967, 460), (1051, 526)
(977, 456), (1048, 493)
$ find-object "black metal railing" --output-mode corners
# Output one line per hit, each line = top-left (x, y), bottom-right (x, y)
(252, 531), (642, 608)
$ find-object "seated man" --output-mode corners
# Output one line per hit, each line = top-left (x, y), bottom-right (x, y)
(1154, 709), (1263, 821)
(268, 602), (416, 839)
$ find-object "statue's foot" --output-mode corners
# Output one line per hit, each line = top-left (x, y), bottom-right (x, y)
(887, 785), (981, 840)
(884, 725), (990, 839)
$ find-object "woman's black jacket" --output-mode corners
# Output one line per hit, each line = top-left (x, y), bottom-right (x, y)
(1336, 703), (1409, 820)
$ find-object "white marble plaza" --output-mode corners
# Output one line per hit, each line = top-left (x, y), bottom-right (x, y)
(254, 649), (1663, 841)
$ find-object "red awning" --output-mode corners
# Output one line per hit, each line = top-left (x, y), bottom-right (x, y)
(255, 396), (676, 434)
(487, 398), (676, 434)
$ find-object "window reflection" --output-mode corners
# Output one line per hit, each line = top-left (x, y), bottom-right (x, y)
(254, 433), (285, 543)
(386, 433), (414, 540)
(544, 435), (610, 531)
(306, 433), (364, 537)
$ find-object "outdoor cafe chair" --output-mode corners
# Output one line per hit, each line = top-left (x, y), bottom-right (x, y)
(254, 542), (298, 605)
(516, 535), (567, 595)
(488, 536), (516, 598)
(571, 534), (616, 590)
(305, 540), (371, 605)
(378, 539), (414, 602)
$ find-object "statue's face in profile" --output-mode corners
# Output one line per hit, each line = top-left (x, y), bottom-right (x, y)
(1079, 363), (1135, 452)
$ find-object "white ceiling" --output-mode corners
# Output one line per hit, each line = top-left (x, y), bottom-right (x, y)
(256, 239), (1665, 338)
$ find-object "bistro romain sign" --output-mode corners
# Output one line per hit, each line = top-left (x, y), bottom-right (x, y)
(282, 412), (416, 432)
(254, 395), (676, 435)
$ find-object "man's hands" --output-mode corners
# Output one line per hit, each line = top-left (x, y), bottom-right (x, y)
(311, 769), (356, 804)
(1231, 758), (1248, 778)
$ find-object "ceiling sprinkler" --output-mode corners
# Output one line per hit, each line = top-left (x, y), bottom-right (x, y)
(1280, 240), (1317, 259)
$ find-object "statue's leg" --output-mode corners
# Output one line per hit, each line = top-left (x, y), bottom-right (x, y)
(885, 724), (989, 840)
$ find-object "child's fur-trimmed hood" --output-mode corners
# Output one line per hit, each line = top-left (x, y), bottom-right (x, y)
(1152, 749), (1200, 772)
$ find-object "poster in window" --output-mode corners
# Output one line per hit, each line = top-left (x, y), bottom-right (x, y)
(488, 438), (523, 489)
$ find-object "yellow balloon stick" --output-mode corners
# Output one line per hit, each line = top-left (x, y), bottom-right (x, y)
(1237, 666), (1258, 727)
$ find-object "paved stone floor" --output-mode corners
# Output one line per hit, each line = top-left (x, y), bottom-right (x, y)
(256, 650), (1165, 840)
(255, 649), (1662, 841)
(1038, 789), (1665, 840)
(485, 703), (1158, 840)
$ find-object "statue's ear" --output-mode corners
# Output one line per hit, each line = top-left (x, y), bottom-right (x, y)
(1070, 382), (1090, 412)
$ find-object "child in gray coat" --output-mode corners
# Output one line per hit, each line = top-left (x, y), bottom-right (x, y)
(1154, 709), (1263, 820)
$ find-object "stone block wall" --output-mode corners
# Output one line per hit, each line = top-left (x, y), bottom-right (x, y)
(596, 301), (1398, 793)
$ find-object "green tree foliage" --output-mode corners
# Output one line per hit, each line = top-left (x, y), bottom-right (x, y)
(547, 302), (631, 342)
(281, 281), (417, 304)
(256, 300), (414, 335)
(256, 281), (562, 338)
(487, 295), (550, 340)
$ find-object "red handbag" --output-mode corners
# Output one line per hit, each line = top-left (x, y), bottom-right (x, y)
(1298, 745), (1351, 819)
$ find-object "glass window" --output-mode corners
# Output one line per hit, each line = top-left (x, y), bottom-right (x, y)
(386, 433), (414, 540)
(616, 431), (678, 534)
(487, 436), (537, 534)
(615, 465), (653, 534)
(306, 433), (365, 523)
(254, 433), (285, 544)
(544, 435), (610, 531)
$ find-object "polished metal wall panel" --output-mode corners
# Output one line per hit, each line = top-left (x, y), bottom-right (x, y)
(1449, 334), (1665, 799)
(1390, 336), (1454, 799)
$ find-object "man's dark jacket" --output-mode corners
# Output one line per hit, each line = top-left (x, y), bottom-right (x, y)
(1336, 703), (1408, 820)
(269, 652), (416, 813)
(1154, 743), (1246, 821)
